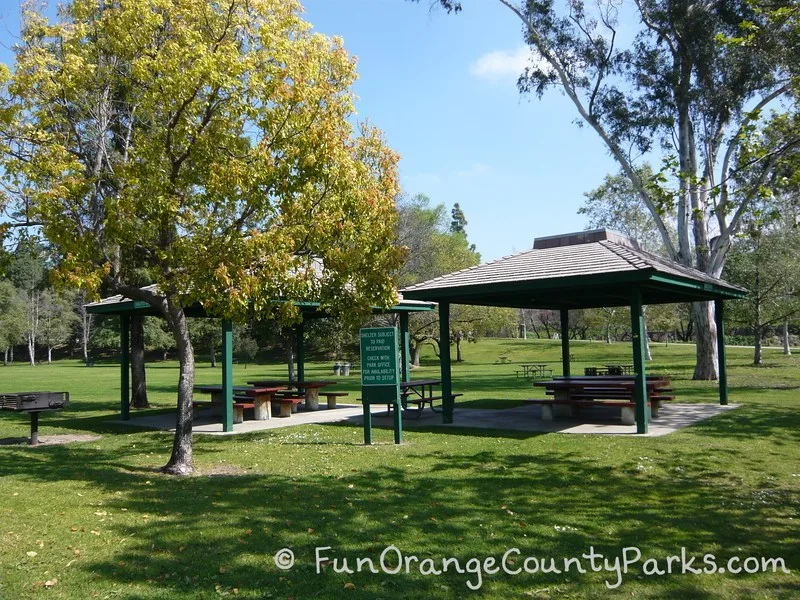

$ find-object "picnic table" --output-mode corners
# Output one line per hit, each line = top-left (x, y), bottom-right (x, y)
(390, 379), (463, 418)
(529, 376), (674, 425)
(193, 385), (285, 423)
(246, 380), (338, 412)
(516, 363), (553, 379)
(584, 364), (635, 376)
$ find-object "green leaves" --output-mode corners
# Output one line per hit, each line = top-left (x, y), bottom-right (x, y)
(3, 0), (404, 324)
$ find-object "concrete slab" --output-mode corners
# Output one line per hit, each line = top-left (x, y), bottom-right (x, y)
(108, 402), (738, 437)
(364, 403), (739, 437)
(107, 404), (372, 436)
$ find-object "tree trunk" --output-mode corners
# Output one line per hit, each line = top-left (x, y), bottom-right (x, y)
(3, 348), (7, 366)
(411, 343), (421, 367)
(47, 346), (52, 364)
(643, 309), (652, 361)
(692, 301), (718, 379)
(455, 335), (463, 362)
(131, 315), (150, 409)
(754, 325), (763, 365)
(28, 333), (35, 366)
(210, 342), (216, 367)
(162, 301), (195, 476)
(9, 347), (13, 363)
(286, 338), (295, 382)
(783, 319), (791, 355)
(79, 292), (91, 364)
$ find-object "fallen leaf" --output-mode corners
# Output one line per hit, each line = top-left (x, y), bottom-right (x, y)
(44, 579), (57, 588)
(26, 551), (38, 557)
(344, 582), (356, 590)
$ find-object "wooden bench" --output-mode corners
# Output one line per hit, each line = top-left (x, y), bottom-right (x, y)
(275, 396), (304, 418)
(231, 398), (255, 424)
(524, 398), (649, 425)
(194, 398), (257, 424)
(322, 391), (349, 409)
(568, 390), (674, 417)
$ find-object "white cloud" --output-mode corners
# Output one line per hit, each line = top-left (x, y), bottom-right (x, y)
(469, 46), (551, 83)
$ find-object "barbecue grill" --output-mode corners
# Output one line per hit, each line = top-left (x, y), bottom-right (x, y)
(0, 391), (70, 445)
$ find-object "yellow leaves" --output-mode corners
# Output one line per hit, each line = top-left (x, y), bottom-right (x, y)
(5, 0), (404, 323)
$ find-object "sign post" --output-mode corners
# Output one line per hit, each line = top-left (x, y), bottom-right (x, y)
(360, 327), (402, 444)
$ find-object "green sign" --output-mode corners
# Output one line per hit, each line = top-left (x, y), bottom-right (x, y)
(360, 327), (399, 386)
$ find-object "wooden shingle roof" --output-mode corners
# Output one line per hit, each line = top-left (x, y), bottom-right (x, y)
(401, 229), (746, 309)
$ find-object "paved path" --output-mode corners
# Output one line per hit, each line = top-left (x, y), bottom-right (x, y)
(108, 402), (738, 438)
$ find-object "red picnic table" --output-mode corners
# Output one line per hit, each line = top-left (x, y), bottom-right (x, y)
(531, 376), (674, 424)
(194, 385), (286, 422)
(245, 380), (340, 412)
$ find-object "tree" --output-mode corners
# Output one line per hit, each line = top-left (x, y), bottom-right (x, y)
(420, 0), (799, 379)
(0, 280), (27, 365)
(189, 319), (223, 367)
(6, 238), (47, 365)
(37, 288), (78, 363)
(448, 305), (516, 361)
(450, 202), (467, 234)
(130, 315), (149, 409)
(580, 167), (684, 357)
(580, 166), (672, 254)
(724, 224), (800, 364)
(394, 194), (482, 364)
(235, 329), (259, 369)
(3, 0), (404, 474)
(74, 290), (92, 364)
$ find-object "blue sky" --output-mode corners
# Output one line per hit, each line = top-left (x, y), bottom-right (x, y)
(0, 0), (620, 262)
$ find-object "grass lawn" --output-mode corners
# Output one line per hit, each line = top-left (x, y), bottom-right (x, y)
(0, 338), (798, 599)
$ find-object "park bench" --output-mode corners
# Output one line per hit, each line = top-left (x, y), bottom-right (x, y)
(322, 391), (349, 409)
(231, 396), (256, 424)
(272, 392), (305, 417)
(524, 398), (649, 425)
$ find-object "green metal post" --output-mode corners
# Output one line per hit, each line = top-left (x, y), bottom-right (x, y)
(221, 320), (233, 432)
(296, 322), (305, 385)
(715, 300), (729, 406)
(120, 314), (130, 421)
(439, 302), (453, 423)
(630, 288), (648, 434)
(560, 309), (570, 377)
(363, 405), (372, 445)
(393, 400), (403, 444)
(399, 312), (411, 382)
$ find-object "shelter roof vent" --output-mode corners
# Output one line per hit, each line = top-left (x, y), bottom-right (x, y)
(533, 228), (641, 251)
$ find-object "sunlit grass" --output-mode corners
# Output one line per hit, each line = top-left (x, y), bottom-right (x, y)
(0, 339), (798, 598)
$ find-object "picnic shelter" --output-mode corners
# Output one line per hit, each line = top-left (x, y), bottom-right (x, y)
(85, 288), (434, 431)
(400, 229), (748, 434)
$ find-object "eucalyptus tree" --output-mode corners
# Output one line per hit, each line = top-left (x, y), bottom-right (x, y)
(419, 0), (799, 379)
(2, 0), (404, 474)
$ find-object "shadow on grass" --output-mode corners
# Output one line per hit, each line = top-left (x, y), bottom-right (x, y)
(0, 435), (797, 598)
